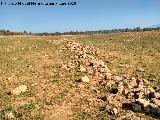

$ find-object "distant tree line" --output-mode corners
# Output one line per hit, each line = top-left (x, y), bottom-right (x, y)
(0, 27), (160, 36)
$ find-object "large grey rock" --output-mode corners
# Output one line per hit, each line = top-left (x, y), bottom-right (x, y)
(130, 102), (142, 112)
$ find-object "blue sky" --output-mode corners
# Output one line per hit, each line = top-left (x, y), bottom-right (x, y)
(0, 0), (160, 32)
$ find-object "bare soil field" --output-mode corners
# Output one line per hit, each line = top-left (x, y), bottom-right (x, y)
(0, 31), (160, 120)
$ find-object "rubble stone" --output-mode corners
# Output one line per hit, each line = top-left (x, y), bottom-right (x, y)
(143, 79), (150, 85)
(114, 76), (123, 81)
(149, 92), (160, 99)
(117, 82), (124, 94)
(80, 65), (86, 72)
(152, 98), (160, 107)
(112, 108), (118, 115)
(149, 103), (158, 109)
(126, 92), (135, 99)
(122, 88), (128, 95)
(136, 98), (150, 107)
(136, 91), (144, 99)
(66, 41), (160, 118)
(81, 75), (90, 83)
(138, 81), (144, 89)
(128, 77), (137, 89)
(12, 85), (27, 95)
(105, 72), (112, 79)
(105, 105), (111, 112)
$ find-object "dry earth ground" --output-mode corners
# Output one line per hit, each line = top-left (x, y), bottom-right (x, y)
(0, 31), (160, 120)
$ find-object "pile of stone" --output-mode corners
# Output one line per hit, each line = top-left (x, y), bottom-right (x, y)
(66, 41), (112, 80)
(66, 41), (160, 117)
(108, 75), (160, 115)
